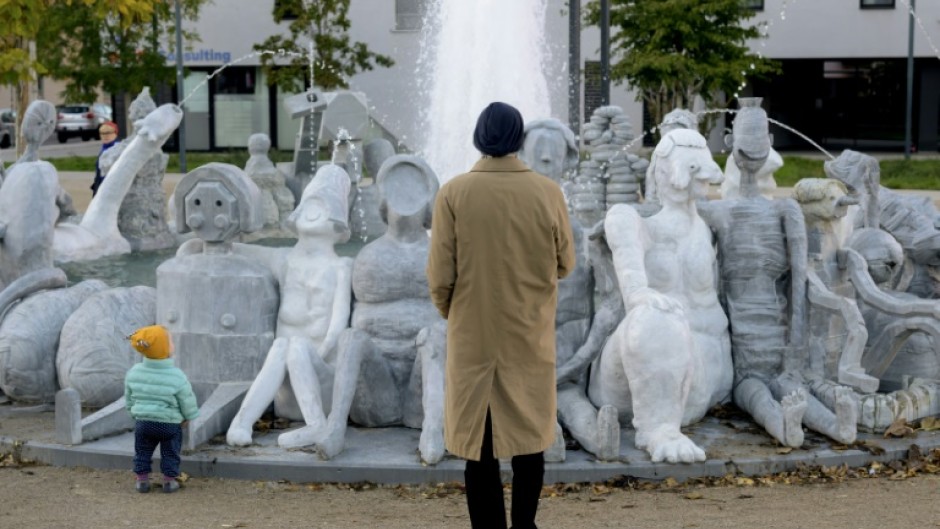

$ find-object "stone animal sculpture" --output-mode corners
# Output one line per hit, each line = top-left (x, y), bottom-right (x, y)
(588, 128), (733, 463)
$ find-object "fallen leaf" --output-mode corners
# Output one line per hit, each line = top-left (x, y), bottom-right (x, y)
(735, 477), (755, 487)
(884, 417), (915, 438)
(776, 447), (793, 455)
(684, 492), (704, 500)
(919, 417), (940, 431)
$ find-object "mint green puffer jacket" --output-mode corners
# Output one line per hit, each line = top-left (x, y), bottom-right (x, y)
(124, 358), (199, 424)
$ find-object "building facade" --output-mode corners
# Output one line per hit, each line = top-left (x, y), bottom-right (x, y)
(23, 0), (929, 154)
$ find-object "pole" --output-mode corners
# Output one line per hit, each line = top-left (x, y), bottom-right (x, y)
(904, 0), (915, 160)
(568, 0), (581, 132)
(599, 0), (610, 106)
(175, 0), (187, 173)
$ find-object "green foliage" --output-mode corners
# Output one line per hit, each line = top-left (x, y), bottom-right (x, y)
(36, 0), (207, 103)
(254, 0), (394, 92)
(50, 149), (297, 173)
(585, 0), (778, 135)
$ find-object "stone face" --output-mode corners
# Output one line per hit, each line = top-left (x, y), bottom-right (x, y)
(57, 286), (157, 408)
(0, 280), (108, 403)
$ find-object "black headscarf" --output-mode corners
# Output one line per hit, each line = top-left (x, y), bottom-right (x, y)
(473, 102), (524, 157)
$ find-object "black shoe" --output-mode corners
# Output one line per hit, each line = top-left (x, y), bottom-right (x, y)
(135, 480), (151, 493)
(163, 479), (180, 493)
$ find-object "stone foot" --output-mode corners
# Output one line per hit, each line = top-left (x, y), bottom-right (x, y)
(544, 422), (566, 463)
(596, 405), (621, 462)
(781, 389), (808, 448)
(419, 425), (445, 465)
(834, 388), (858, 444)
(277, 424), (322, 449)
(640, 429), (705, 463)
(313, 423), (348, 460)
(226, 425), (253, 446)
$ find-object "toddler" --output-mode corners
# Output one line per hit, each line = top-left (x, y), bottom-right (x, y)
(124, 325), (199, 493)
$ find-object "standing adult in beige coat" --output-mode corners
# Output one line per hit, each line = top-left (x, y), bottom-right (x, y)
(427, 102), (575, 529)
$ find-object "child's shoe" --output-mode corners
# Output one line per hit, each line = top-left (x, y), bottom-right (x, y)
(135, 474), (151, 493)
(162, 478), (180, 493)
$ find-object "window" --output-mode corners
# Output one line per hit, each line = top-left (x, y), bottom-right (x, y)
(860, 0), (895, 8)
(744, 0), (764, 10)
(395, 0), (425, 31)
(214, 67), (256, 95)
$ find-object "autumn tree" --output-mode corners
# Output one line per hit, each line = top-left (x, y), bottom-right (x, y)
(37, 0), (208, 132)
(254, 0), (394, 93)
(586, 0), (777, 134)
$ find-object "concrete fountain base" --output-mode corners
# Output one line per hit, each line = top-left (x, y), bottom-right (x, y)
(1, 404), (937, 485)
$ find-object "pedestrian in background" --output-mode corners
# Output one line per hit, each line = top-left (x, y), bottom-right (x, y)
(91, 120), (119, 196)
(427, 101), (575, 529)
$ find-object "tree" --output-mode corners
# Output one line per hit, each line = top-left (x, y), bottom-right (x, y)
(254, 0), (394, 93)
(586, 0), (778, 135)
(37, 0), (207, 120)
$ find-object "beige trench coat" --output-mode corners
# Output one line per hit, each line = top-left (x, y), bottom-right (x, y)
(427, 155), (575, 460)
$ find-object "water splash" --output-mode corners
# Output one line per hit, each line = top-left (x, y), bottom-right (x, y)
(898, 0), (940, 62)
(419, 0), (552, 184)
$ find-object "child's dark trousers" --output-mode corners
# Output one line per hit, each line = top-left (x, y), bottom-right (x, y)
(133, 420), (183, 478)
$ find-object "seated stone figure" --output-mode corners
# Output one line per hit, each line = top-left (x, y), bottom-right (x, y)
(341, 155), (444, 461)
(587, 128), (733, 464)
(793, 178), (876, 393)
(520, 118), (623, 461)
(226, 165), (354, 456)
(699, 99), (855, 448)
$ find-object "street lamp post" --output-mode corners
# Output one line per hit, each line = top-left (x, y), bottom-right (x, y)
(904, 0), (915, 160)
(600, 0), (610, 106)
(175, 0), (187, 173)
(569, 0), (581, 132)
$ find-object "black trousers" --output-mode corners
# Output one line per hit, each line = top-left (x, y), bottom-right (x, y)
(464, 410), (544, 529)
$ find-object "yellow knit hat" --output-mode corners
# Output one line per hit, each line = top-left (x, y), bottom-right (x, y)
(128, 325), (172, 360)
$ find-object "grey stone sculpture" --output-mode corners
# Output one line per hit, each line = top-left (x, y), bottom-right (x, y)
(100, 88), (176, 252)
(55, 103), (183, 262)
(699, 98), (856, 448)
(243, 132), (295, 240)
(518, 118), (622, 461)
(0, 279), (108, 402)
(825, 150), (940, 299)
(794, 178), (877, 394)
(226, 165), (356, 458)
(570, 106), (648, 227)
(56, 286), (156, 408)
(160, 163), (278, 395)
(588, 128), (732, 463)
(841, 229), (940, 429)
(159, 163), (279, 449)
(344, 155), (444, 460)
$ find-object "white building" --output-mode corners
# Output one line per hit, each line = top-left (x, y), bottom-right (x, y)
(149, 0), (940, 153)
